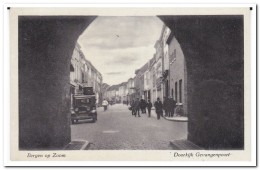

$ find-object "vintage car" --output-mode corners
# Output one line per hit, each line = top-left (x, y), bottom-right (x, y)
(71, 94), (97, 124)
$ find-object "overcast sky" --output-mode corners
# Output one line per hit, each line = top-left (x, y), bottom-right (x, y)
(77, 16), (163, 85)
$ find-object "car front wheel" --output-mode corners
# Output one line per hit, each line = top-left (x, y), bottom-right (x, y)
(92, 115), (97, 123)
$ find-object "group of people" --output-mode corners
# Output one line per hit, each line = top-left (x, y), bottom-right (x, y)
(129, 96), (177, 120)
(129, 98), (153, 117)
(162, 96), (177, 117)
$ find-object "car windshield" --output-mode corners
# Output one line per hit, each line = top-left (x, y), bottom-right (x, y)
(75, 98), (93, 106)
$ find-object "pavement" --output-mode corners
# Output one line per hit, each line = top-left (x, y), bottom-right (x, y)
(150, 108), (188, 122)
(170, 139), (202, 150)
(71, 104), (188, 150)
(63, 140), (90, 150)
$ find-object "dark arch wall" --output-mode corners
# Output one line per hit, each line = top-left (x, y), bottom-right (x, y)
(19, 15), (244, 150)
(19, 16), (96, 149)
(159, 16), (244, 149)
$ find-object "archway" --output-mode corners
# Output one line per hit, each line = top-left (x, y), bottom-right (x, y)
(18, 15), (244, 150)
(19, 16), (97, 149)
(159, 15), (244, 149)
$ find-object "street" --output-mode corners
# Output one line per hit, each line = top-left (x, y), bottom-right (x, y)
(71, 104), (187, 150)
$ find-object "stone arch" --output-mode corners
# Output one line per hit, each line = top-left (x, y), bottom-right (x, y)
(159, 15), (244, 149)
(19, 16), (96, 149)
(19, 15), (244, 150)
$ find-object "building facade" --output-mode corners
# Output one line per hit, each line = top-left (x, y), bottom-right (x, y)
(70, 43), (84, 109)
(167, 33), (187, 116)
(161, 25), (171, 97)
(101, 83), (110, 100)
(105, 84), (120, 103)
(134, 63), (148, 100)
(126, 78), (135, 102)
(70, 43), (84, 95)
(154, 39), (164, 102)
(70, 43), (103, 108)
(144, 57), (156, 102)
(118, 82), (128, 103)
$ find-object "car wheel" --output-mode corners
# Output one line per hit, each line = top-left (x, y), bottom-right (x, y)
(92, 117), (96, 123)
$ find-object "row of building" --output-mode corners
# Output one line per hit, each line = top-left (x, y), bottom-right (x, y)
(104, 24), (187, 116)
(103, 78), (135, 104)
(70, 43), (103, 107)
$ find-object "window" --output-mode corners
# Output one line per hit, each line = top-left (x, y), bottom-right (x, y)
(175, 82), (178, 102)
(82, 72), (84, 83)
(171, 88), (173, 97)
(179, 79), (182, 103)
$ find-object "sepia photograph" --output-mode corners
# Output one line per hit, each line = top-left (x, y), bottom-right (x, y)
(4, 4), (256, 166)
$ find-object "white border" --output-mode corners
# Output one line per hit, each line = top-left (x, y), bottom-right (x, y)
(2, 3), (257, 167)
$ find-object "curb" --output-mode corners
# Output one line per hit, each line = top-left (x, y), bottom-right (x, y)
(163, 116), (188, 122)
(63, 140), (90, 150)
(151, 110), (188, 122)
(170, 139), (202, 150)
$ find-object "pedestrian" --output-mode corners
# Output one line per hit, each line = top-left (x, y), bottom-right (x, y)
(130, 100), (135, 115)
(143, 99), (147, 114)
(139, 99), (143, 113)
(169, 96), (176, 117)
(154, 97), (163, 120)
(146, 100), (152, 117)
(102, 99), (109, 111)
(134, 98), (141, 117)
(140, 99), (146, 114)
(163, 96), (169, 117)
(167, 97), (172, 117)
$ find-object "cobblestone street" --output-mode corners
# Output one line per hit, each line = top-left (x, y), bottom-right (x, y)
(71, 104), (187, 150)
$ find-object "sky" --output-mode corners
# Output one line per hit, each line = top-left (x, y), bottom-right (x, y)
(77, 16), (163, 86)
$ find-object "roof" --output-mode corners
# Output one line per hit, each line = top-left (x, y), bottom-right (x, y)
(121, 82), (127, 86)
(140, 63), (148, 72)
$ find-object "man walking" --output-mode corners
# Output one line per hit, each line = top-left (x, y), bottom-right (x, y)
(163, 96), (169, 117)
(130, 100), (135, 115)
(146, 100), (152, 117)
(169, 96), (177, 117)
(134, 98), (141, 117)
(140, 99), (147, 114)
(143, 99), (147, 114)
(154, 97), (163, 120)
